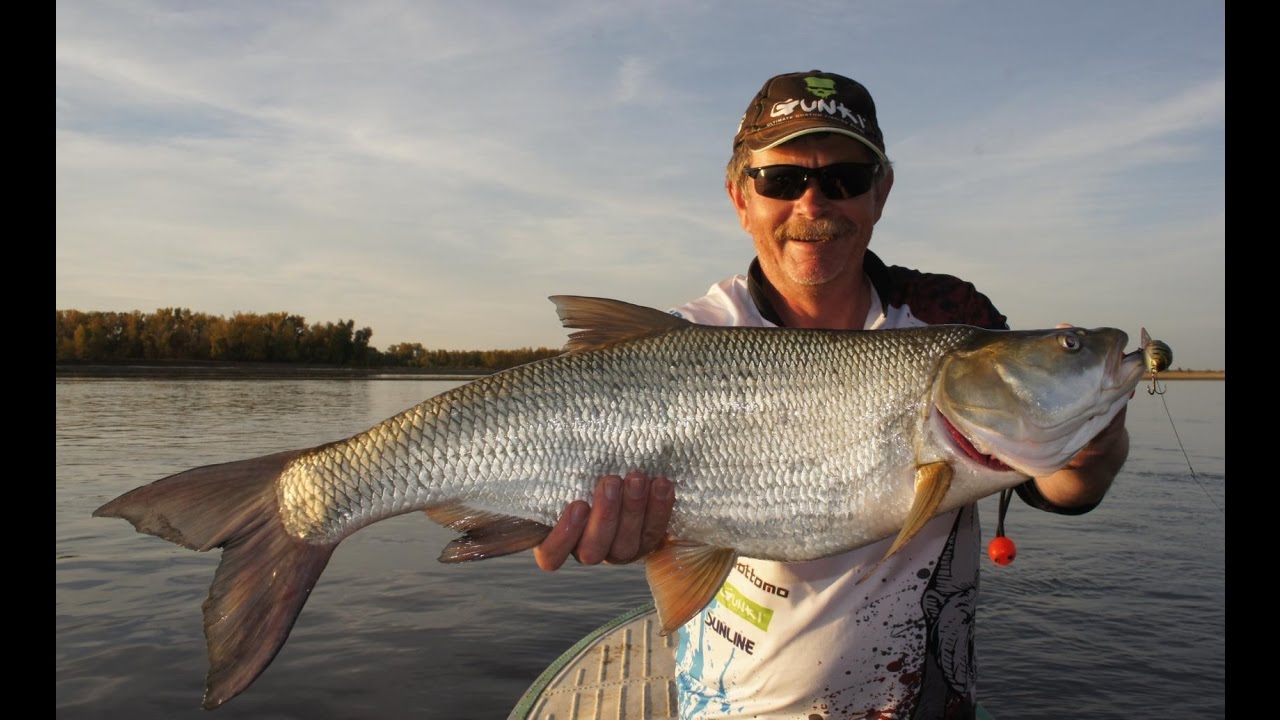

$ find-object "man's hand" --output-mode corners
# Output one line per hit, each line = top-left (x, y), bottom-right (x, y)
(532, 472), (675, 571)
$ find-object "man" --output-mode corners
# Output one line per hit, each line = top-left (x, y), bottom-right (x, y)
(533, 70), (1129, 718)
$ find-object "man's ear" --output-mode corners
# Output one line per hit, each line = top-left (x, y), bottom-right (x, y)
(727, 178), (751, 232)
(872, 165), (894, 223)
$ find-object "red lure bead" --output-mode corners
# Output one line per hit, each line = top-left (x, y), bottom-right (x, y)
(988, 536), (1017, 566)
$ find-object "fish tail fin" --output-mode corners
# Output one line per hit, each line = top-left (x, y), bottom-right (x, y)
(93, 449), (336, 709)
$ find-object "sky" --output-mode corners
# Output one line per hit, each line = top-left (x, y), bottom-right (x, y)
(55, 1), (1225, 370)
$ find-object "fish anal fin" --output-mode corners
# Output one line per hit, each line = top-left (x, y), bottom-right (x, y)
(643, 538), (737, 635)
(425, 502), (554, 562)
(548, 295), (691, 354)
(856, 461), (954, 585)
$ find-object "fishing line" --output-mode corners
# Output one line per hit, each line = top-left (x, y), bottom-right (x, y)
(1141, 332), (1221, 515)
(1154, 388), (1222, 515)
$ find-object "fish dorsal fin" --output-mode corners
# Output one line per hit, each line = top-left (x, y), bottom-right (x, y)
(549, 295), (692, 354)
(644, 538), (738, 635)
(425, 502), (554, 562)
(856, 461), (953, 584)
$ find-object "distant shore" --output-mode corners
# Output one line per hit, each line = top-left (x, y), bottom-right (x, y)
(54, 362), (1224, 382)
(1146, 370), (1224, 380)
(54, 361), (487, 381)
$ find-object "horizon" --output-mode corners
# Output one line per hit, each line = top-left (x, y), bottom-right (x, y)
(56, 2), (1225, 369)
(54, 306), (1224, 372)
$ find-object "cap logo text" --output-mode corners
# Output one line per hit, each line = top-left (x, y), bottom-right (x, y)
(769, 98), (866, 130)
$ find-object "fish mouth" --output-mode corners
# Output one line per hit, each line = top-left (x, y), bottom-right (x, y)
(1119, 347), (1145, 380)
(935, 408), (1015, 472)
(1103, 345), (1147, 400)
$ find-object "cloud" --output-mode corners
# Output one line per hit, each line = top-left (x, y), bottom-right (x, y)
(55, 1), (1225, 367)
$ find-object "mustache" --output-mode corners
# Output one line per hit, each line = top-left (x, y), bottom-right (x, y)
(775, 217), (858, 242)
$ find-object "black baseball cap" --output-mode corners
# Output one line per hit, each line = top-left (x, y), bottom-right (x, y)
(733, 70), (887, 163)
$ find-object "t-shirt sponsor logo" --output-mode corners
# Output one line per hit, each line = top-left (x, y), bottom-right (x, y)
(735, 562), (790, 597)
(704, 612), (756, 655)
(717, 581), (773, 632)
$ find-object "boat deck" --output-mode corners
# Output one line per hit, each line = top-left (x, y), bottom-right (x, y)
(509, 603), (677, 720)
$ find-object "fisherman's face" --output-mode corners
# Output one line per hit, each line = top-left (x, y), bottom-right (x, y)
(730, 134), (892, 293)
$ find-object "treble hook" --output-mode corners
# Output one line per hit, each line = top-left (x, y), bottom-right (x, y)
(1140, 328), (1172, 395)
(1147, 375), (1166, 395)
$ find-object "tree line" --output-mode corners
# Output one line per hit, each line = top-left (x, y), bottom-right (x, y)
(55, 308), (560, 371)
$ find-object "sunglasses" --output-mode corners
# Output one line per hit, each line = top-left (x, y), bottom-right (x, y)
(745, 162), (881, 201)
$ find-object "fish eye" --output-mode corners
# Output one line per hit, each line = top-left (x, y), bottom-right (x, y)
(1058, 333), (1081, 351)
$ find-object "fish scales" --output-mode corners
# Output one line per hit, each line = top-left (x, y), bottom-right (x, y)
(277, 322), (982, 560)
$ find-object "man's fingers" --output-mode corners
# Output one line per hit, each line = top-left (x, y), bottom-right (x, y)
(532, 474), (677, 571)
(638, 477), (674, 557)
(576, 476), (624, 565)
(532, 501), (589, 572)
(606, 472), (652, 563)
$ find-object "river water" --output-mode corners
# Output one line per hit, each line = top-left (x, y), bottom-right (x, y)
(55, 377), (1225, 719)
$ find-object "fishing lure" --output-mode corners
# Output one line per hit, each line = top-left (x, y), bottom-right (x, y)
(1141, 328), (1173, 395)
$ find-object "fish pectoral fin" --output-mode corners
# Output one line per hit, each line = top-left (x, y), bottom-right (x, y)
(425, 502), (554, 562)
(549, 295), (692, 354)
(855, 461), (954, 585)
(643, 538), (737, 636)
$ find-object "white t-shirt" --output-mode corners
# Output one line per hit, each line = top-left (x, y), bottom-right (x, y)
(669, 266), (999, 720)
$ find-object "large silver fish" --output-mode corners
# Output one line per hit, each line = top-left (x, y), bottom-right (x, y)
(95, 296), (1155, 709)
